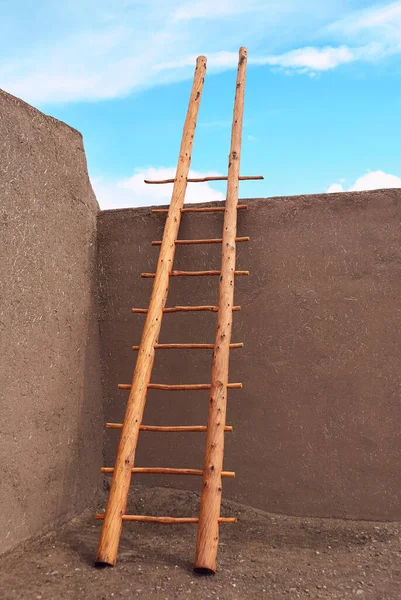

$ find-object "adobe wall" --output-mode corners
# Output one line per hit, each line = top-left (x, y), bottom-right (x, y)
(1, 83), (399, 554)
(0, 90), (104, 554)
(98, 189), (401, 521)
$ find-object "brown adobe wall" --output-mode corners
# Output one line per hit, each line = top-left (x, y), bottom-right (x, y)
(97, 188), (401, 521)
(0, 90), (104, 554)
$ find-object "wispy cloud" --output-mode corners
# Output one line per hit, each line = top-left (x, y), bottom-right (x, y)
(326, 170), (401, 193)
(92, 166), (225, 209)
(325, 1), (401, 60)
(327, 1), (401, 33)
(1, 1), (400, 105)
(159, 45), (357, 76)
(172, 0), (265, 21)
(253, 45), (356, 73)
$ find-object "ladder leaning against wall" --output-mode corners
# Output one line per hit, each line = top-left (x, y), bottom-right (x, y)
(95, 46), (264, 574)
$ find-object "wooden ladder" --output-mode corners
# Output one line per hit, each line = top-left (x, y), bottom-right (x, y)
(95, 46), (263, 573)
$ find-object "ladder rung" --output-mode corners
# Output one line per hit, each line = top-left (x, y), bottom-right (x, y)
(131, 343), (243, 350)
(118, 383), (242, 390)
(145, 176), (263, 184)
(132, 305), (241, 313)
(152, 204), (248, 214)
(96, 514), (237, 524)
(151, 236), (250, 246)
(142, 270), (249, 278)
(106, 423), (233, 432)
(101, 467), (235, 477)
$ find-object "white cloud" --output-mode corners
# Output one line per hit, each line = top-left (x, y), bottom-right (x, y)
(326, 170), (401, 193)
(173, 0), (264, 21)
(253, 45), (355, 73)
(158, 45), (357, 80)
(92, 167), (225, 210)
(349, 171), (401, 191)
(326, 183), (345, 193)
(1, 1), (400, 105)
(329, 1), (401, 33)
(326, 1), (401, 61)
(247, 135), (256, 141)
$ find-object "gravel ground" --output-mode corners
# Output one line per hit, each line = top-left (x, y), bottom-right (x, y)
(1, 486), (400, 599)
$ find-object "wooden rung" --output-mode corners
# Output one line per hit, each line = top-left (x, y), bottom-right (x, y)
(101, 467), (235, 477)
(132, 305), (241, 313)
(145, 175), (263, 184)
(142, 270), (249, 278)
(118, 383), (242, 390)
(131, 343), (243, 350)
(96, 514), (237, 524)
(151, 237), (250, 246)
(152, 204), (248, 214)
(106, 423), (233, 432)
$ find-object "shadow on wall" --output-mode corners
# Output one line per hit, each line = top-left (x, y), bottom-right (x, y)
(0, 89), (104, 555)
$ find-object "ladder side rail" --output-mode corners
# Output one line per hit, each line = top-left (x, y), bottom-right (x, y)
(194, 47), (247, 574)
(95, 55), (207, 567)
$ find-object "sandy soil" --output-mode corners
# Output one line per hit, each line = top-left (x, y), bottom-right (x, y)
(1, 486), (400, 599)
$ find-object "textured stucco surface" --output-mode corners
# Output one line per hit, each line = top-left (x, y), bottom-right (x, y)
(0, 90), (103, 554)
(98, 189), (401, 521)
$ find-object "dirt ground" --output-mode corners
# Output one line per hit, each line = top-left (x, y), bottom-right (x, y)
(1, 486), (400, 600)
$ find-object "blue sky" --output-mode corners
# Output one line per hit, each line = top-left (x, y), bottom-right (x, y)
(1, 1), (400, 208)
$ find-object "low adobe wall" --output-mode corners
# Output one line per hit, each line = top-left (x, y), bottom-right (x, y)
(0, 90), (103, 554)
(98, 189), (401, 521)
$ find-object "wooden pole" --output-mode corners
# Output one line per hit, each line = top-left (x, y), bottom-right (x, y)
(117, 383), (242, 391)
(131, 343), (243, 350)
(96, 515), (236, 524)
(194, 47), (247, 574)
(141, 270), (249, 278)
(145, 175), (263, 184)
(151, 237), (250, 246)
(106, 424), (233, 432)
(132, 305), (241, 313)
(95, 55), (207, 567)
(101, 467), (235, 477)
(151, 204), (248, 214)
